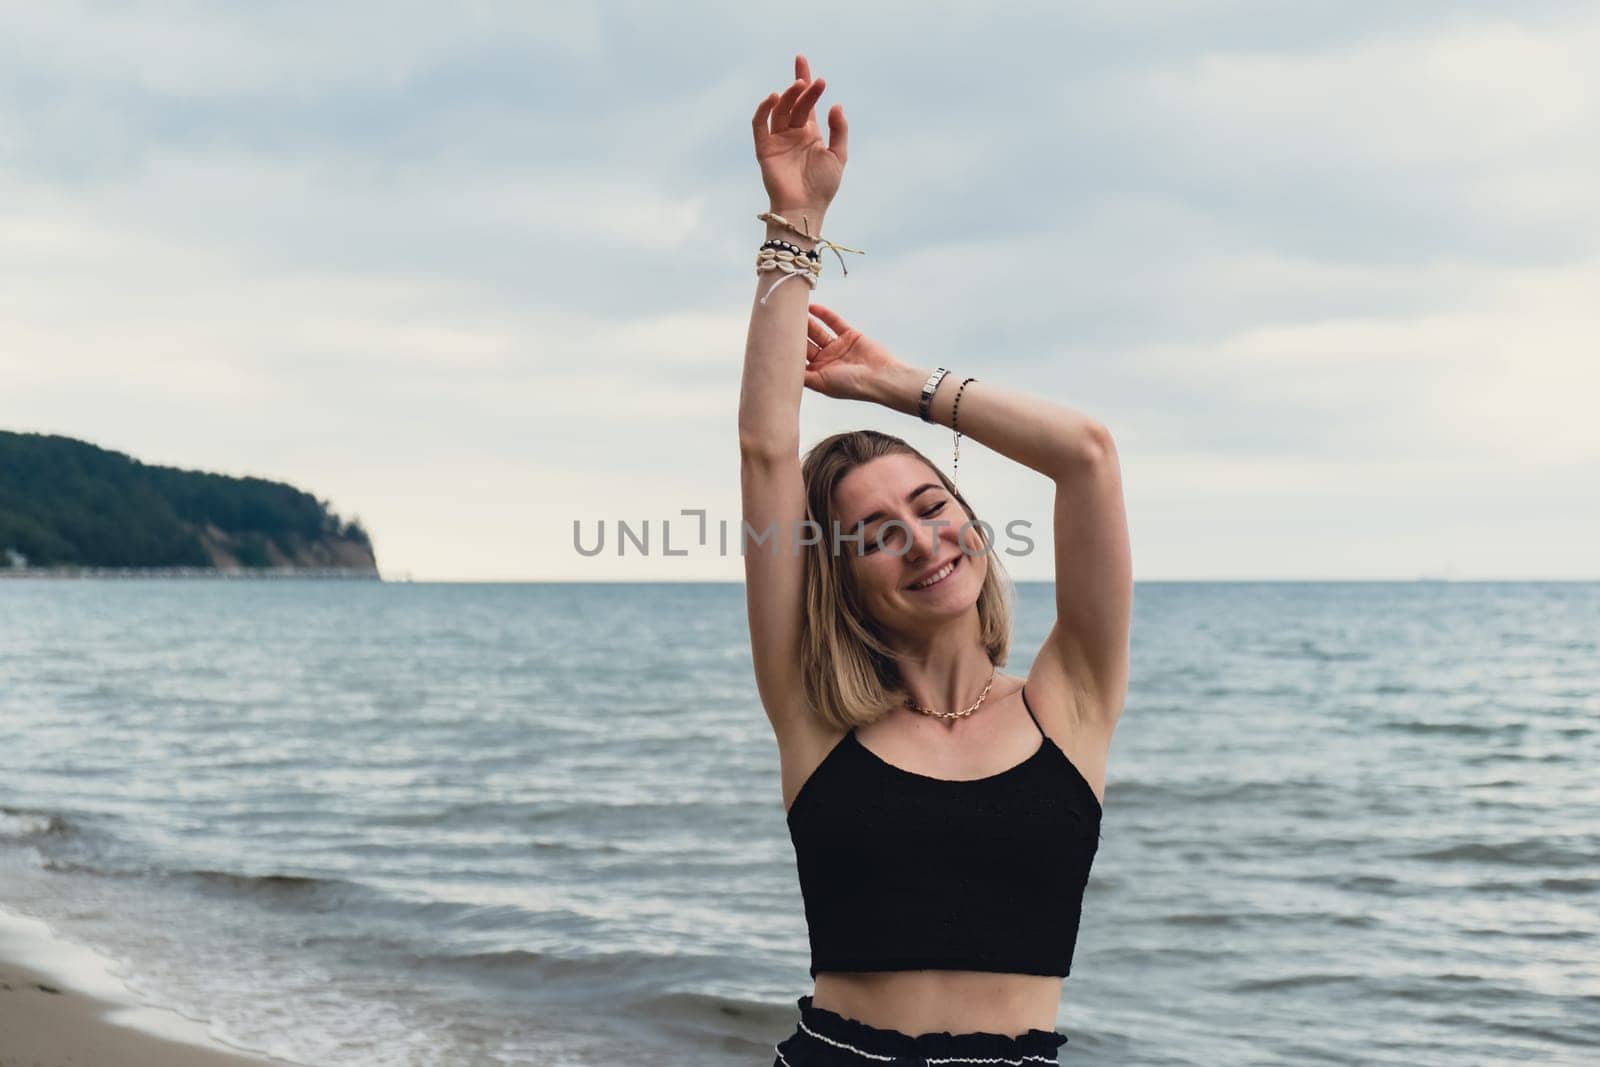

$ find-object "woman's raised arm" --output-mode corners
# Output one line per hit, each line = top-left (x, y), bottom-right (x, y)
(739, 55), (849, 743)
(739, 54), (847, 456)
(803, 307), (1131, 730)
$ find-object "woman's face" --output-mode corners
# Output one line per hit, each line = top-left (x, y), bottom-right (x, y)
(832, 454), (987, 633)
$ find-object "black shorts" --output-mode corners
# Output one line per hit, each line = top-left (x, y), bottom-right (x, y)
(772, 994), (1070, 1066)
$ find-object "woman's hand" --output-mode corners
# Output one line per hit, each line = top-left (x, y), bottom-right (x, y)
(752, 53), (848, 219)
(804, 303), (908, 403)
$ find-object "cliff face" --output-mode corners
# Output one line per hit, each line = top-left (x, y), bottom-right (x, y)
(193, 523), (379, 572)
(0, 430), (380, 576)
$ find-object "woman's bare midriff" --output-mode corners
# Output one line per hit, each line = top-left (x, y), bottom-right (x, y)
(811, 970), (1063, 1036)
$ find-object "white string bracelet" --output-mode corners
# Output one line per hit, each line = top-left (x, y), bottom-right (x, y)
(756, 249), (822, 303)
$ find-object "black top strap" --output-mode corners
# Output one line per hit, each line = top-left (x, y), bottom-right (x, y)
(1019, 685), (1045, 740)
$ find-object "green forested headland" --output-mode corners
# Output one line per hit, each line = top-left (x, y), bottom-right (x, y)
(0, 430), (378, 573)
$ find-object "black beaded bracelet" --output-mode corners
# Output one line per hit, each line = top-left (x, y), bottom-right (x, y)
(759, 238), (820, 261)
(951, 377), (977, 485)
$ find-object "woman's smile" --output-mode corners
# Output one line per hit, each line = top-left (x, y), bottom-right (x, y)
(906, 554), (962, 591)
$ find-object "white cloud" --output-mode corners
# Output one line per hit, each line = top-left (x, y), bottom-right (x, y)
(0, 2), (606, 97)
(1134, 19), (1598, 167)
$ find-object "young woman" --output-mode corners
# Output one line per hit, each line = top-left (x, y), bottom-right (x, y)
(744, 55), (1132, 1065)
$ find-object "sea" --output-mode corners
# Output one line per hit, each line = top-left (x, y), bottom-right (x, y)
(1, 579), (1596, 1066)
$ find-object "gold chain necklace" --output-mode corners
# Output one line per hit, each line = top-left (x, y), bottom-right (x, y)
(903, 668), (997, 721)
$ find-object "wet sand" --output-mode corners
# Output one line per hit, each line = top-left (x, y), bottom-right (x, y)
(0, 907), (293, 1066)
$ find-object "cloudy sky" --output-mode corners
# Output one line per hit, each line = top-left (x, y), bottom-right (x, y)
(3, 2), (1596, 580)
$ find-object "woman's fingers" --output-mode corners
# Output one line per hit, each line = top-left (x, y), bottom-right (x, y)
(770, 77), (807, 131)
(806, 316), (837, 356)
(752, 93), (777, 145)
(827, 104), (848, 163)
(808, 303), (850, 332)
(761, 58), (829, 139)
(789, 78), (825, 129)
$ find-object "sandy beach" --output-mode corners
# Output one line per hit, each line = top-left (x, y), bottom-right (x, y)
(0, 907), (291, 1067)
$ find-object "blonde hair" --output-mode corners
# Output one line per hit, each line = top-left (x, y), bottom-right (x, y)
(799, 429), (1015, 731)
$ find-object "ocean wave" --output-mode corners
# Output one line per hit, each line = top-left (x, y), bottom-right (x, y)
(1380, 719), (1526, 736)
(1261, 640), (1372, 662)
(626, 988), (797, 1039)
(1162, 910), (1378, 929)
(1410, 839), (1598, 867)
(1229, 972), (1363, 993)
(179, 867), (370, 901)
(1107, 777), (1333, 805)
(396, 945), (696, 992)
(0, 805), (73, 841)
(1463, 876), (1600, 895)
(176, 869), (600, 940)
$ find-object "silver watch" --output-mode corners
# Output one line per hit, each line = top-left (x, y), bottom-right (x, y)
(919, 368), (951, 423)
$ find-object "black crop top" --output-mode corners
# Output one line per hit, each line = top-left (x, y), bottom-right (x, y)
(785, 686), (1102, 979)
